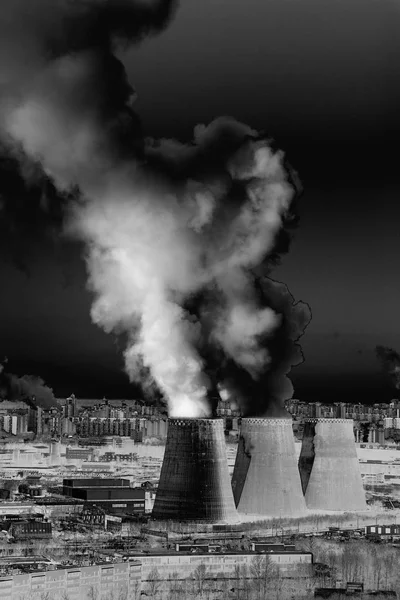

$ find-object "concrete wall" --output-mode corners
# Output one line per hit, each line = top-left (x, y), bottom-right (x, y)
(231, 418), (307, 518)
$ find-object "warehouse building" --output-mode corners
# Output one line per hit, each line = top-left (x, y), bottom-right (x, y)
(6, 518), (52, 540)
(128, 550), (313, 582)
(62, 478), (147, 515)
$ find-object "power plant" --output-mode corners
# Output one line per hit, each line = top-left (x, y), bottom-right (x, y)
(298, 418), (367, 511)
(231, 418), (307, 517)
(152, 418), (238, 523)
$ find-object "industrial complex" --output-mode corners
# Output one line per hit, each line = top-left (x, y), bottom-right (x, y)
(0, 406), (399, 598)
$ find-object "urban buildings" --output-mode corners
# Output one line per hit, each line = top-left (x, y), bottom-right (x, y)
(0, 560), (141, 600)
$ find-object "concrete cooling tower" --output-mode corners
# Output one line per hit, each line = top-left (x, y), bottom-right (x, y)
(152, 418), (238, 523)
(231, 418), (307, 518)
(299, 418), (367, 511)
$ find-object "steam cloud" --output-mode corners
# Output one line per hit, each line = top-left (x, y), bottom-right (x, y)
(376, 346), (400, 393)
(0, 0), (310, 418)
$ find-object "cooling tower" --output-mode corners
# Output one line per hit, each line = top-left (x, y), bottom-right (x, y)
(152, 418), (238, 522)
(49, 440), (61, 466)
(231, 418), (307, 517)
(299, 418), (367, 511)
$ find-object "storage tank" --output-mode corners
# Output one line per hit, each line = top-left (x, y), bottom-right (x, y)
(152, 418), (238, 522)
(49, 440), (61, 466)
(231, 417), (307, 517)
(299, 418), (367, 511)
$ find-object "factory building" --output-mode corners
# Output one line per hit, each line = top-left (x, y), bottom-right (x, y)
(133, 550), (313, 583)
(65, 447), (93, 461)
(62, 478), (147, 515)
(5, 518), (52, 540)
(299, 418), (367, 511)
(232, 418), (307, 517)
(152, 418), (238, 523)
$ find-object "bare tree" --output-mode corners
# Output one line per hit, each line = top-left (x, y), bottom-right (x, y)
(192, 563), (207, 598)
(271, 572), (283, 600)
(167, 571), (184, 600)
(232, 564), (242, 600)
(146, 567), (162, 599)
(240, 564), (252, 600)
(87, 585), (99, 600)
(383, 551), (396, 589)
(216, 571), (230, 597)
(372, 547), (384, 590)
(250, 555), (277, 599)
(129, 580), (141, 600)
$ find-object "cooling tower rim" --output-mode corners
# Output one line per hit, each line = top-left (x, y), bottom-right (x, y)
(240, 417), (293, 425)
(167, 417), (224, 427)
(304, 418), (352, 424)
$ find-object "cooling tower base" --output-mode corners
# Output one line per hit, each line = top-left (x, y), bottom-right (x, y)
(232, 418), (307, 518)
(299, 419), (367, 512)
(152, 418), (239, 523)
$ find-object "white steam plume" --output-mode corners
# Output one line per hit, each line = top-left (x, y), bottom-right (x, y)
(4, 104), (294, 417)
(0, 1), (297, 418)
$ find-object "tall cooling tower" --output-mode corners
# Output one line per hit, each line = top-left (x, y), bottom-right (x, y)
(299, 418), (366, 511)
(152, 418), (238, 522)
(231, 418), (307, 517)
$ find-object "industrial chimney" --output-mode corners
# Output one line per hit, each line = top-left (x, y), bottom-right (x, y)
(231, 418), (307, 518)
(152, 418), (238, 522)
(299, 418), (367, 511)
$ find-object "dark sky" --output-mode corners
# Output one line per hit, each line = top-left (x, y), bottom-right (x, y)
(1, 0), (400, 402)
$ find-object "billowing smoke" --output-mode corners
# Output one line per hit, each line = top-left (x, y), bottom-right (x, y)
(0, 360), (56, 409)
(0, 1), (310, 418)
(376, 345), (400, 394)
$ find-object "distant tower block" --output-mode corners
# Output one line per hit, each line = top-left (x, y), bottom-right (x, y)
(152, 418), (238, 522)
(231, 418), (307, 518)
(299, 418), (367, 511)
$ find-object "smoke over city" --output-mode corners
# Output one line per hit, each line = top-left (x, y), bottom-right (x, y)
(0, 0), (310, 418)
(0, 360), (56, 409)
(376, 345), (400, 394)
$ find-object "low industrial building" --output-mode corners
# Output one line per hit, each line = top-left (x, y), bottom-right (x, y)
(128, 550), (313, 582)
(365, 524), (400, 539)
(62, 478), (148, 515)
(0, 515), (53, 540)
(0, 549), (313, 598)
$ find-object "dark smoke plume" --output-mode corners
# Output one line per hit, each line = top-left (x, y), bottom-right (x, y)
(0, 361), (56, 409)
(376, 345), (400, 394)
(0, 0), (310, 418)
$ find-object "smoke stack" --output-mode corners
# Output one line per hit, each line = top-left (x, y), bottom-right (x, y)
(231, 418), (307, 517)
(152, 418), (238, 522)
(299, 418), (366, 511)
